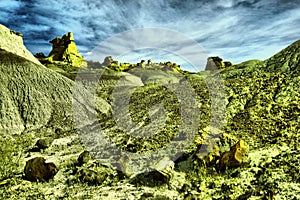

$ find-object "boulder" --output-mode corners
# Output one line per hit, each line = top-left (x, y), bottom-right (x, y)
(77, 168), (108, 185)
(24, 157), (58, 182)
(205, 56), (223, 70)
(130, 170), (171, 187)
(35, 138), (54, 150)
(130, 157), (174, 187)
(76, 161), (117, 186)
(77, 150), (92, 166)
(217, 140), (248, 172)
(224, 61), (233, 68)
(137, 60), (146, 67)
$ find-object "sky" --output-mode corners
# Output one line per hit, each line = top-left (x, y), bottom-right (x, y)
(1, 0), (300, 71)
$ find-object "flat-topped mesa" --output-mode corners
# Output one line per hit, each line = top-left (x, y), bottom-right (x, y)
(205, 56), (233, 70)
(46, 32), (87, 67)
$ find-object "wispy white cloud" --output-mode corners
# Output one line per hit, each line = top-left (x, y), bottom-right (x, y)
(0, 0), (22, 20)
(0, 0), (21, 10)
(1, 0), (300, 71)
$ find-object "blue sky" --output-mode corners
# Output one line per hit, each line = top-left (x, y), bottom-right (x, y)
(1, 0), (300, 71)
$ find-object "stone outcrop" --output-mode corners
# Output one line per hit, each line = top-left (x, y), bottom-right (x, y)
(130, 170), (171, 187)
(0, 24), (41, 65)
(46, 32), (86, 67)
(205, 56), (233, 70)
(137, 60), (146, 67)
(76, 161), (116, 186)
(24, 157), (58, 182)
(102, 56), (114, 66)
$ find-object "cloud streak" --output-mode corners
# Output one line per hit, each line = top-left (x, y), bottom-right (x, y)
(0, 0), (300, 71)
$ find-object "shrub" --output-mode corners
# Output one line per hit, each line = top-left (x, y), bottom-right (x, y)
(0, 134), (33, 181)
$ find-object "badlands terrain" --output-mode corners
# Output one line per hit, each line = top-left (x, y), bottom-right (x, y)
(0, 24), (299, 199)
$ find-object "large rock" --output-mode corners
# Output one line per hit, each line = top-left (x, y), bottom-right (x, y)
(24, 157), (58, 182)
(77, 168), (108, 186)
(0, 24), (41, 65)
(76, 161), (117, 186)
(47, 32), (86, 68)
(217, 140), (248, 172)
(35, 138), (54, 150)
(130, 170), (171, 187)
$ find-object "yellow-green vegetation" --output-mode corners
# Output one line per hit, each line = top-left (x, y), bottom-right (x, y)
(0, 134), (34, 182)
(96, 83), (182, 153)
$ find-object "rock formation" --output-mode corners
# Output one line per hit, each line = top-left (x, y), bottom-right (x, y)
(217, 140), (248, 172)
(0, 24), (41, 65)
(205, 56), (233, 70)
(102, 56), (114, 66)
(137, 60), (146, 67)
(77, 168), (108, 186)
(0, 25), (71, 134)
(46, 32), (87, 67)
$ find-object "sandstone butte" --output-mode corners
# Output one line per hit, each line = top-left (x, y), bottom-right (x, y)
(43, 32), (87, 68)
